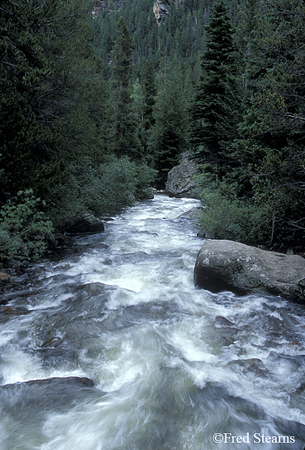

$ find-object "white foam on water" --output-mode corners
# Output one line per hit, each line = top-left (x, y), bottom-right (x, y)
(1, 194), (305, 449)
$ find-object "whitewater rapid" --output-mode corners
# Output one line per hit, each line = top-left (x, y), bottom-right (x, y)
(1, 194), (305, 449)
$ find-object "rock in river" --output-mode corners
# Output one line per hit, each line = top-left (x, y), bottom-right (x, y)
(165, 158), (198, 198)
(66, 213), (104, 234)
(194, 239), (305, 303)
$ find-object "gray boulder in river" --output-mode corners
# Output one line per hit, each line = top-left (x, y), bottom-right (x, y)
(194, 239), (305, 303)
(165, 158), (198, 198)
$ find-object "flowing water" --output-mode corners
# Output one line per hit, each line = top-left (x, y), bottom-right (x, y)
(1, 194), (305, 450)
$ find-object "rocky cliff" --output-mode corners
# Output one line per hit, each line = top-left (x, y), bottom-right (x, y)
(92, 0), (109, 19)
(92, 0), (182, 24)
(153, 0), (182, 25)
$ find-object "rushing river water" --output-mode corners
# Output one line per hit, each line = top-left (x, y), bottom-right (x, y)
(1, 194), (305, 450)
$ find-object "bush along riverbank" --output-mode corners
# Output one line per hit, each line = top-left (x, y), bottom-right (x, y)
(0, 157), (156, 272)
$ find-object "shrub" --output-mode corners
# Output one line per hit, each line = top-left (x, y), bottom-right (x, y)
(0, 189), (54, 264)
(134, 162), (157, 200)
(45, 155), (156, 230)
(96, 155), (139, 214)
(94, 156), (155, 213)
(197, 185), (273, 246)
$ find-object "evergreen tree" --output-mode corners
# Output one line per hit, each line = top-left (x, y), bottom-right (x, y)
(234, 0), (260, 94)
(150, 65), (188, 188)
(142, 58), (157, 132)
(242, 0), (305, 245)
(228, 0), (264, 195)
(110, 17), (140, 159)
(0, 0), (56, 201)
(0, 0), (107, 202)
(131, 78), (146, 155)
(0, 0), (111, 233)
(140, 58), (157, 159)
(189, 0), (239, 182)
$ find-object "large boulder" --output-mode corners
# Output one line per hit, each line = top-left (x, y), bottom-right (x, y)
(194, 239), (305, 303)
(165, 158), (198, 198)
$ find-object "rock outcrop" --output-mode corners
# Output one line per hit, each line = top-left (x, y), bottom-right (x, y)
(194, 239), (305, 303)
(153, 0), (182, 25)
(165, 158), (198, 198)
(92, 0), (109, 19)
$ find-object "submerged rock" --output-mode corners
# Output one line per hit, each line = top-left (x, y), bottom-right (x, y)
(0, 376), (98, 411)
(194, 239), (305, 303)
(0, 306), (30, 321)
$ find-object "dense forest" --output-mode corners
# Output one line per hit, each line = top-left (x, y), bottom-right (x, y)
(0, 0), (304, 266)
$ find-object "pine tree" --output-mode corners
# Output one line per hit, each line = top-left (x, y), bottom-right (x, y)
(189, 0), (239, 182)
(150, 66), (188, 188)
(0, 0), (56, 201)
(0, 0), (107, 208)
(131, 78), (146, 155)
(142, 58), (157, 132)
(243, 0), (305, 245)
(110, 17), (140, 159)
(235, 0), (260, 94)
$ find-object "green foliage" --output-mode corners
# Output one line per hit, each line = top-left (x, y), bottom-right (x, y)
(133, 161), (157, 200)
(97, 156), (155, 213)
(0, 190), (54, 263)
(150, 65), (189, 187)
(142, 58), (157, 132)
(231, 0), (305, 247)
(44, 156), (156, 229)
(192, 0), (304, 251)
(250, 146), (305, 246)
(0, 0), (106, 202)
(196, 182), (275, 245)
(131, 78), (146, 154)
(189, 0), (241, 181)
(109, 17), (141, 158)
(1, 0), (305, 257)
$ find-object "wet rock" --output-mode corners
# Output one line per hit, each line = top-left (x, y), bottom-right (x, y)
(178, 207), (204, 220)
(35, 335), (79, 367)
(66, 214), (105, 234)
(0, 376), (99, 411)
(194, 239), (305, 303)
(0, 306), (30, 320)
(228, 358), (270, 377)
(0, 272), (11, 281)
(215, 315), (235, 327)
(41, 337), (63, 348)
(165, 158), (198, 198)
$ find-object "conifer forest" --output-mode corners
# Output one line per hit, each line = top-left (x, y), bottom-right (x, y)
(1, 0), (305, 265)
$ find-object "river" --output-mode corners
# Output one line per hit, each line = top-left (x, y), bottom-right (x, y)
(1, 194), (305, 449)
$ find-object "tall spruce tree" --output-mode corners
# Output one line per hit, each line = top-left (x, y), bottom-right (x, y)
(141, 58), (157, 159)
(189, 0), (239, 182)
(150, 65), (188, 188)
(110, 17), (140, 159)
(242, 0), (305, 245)
(142, 58), (157, 133)
(0, 0), (105, 203)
